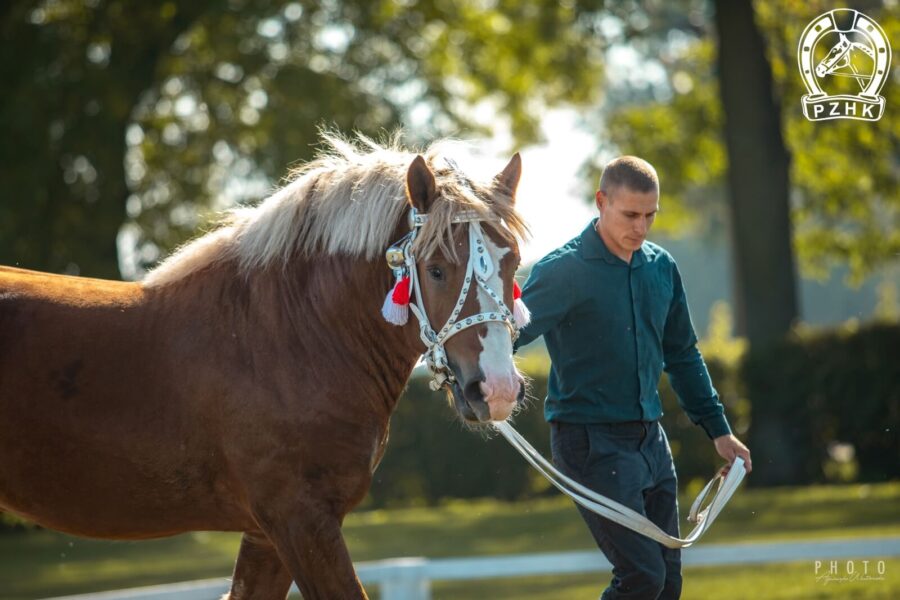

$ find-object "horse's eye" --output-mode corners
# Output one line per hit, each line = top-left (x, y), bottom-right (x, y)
(427, 266), (444, 281)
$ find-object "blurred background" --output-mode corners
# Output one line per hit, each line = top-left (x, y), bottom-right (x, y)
(1, 0), (897, 598)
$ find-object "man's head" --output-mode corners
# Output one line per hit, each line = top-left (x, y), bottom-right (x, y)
(595, 156), (659, 256)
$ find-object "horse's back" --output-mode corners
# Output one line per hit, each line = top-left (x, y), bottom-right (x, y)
(0, 265), (141, 307)
(0, 265), (143, 373)
(0, 266), (142, 378)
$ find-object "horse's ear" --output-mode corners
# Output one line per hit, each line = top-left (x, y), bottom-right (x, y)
(406, 155), (436, 213)
(494, 152), (522, 201)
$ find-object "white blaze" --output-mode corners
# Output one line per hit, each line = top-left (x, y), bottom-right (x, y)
(475, 232), (521, 417)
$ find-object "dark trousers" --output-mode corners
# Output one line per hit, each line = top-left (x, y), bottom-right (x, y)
(550, 420), (682, 600)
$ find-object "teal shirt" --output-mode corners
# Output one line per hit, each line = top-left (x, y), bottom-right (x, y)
(514, 219), (732, 439)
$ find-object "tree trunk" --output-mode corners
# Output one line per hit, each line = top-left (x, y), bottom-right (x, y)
(713, 0), (800, 486)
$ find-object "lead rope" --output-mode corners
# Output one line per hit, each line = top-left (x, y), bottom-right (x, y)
(493, 421), (745, 548)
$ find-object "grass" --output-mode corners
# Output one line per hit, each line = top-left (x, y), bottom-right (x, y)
(431, 560), (900, 600)
(1, 481), (897, 599)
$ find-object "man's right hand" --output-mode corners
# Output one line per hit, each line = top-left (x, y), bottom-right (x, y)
(713, 434), (752, 475)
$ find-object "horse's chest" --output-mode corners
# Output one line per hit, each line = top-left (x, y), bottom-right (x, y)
(369, 423), (390, 473)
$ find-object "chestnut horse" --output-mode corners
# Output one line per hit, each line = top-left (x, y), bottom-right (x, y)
(0, 135), (528, 598)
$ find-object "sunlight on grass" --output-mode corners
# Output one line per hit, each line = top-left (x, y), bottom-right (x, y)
(428, 559), (900, 599)
(0, 481), (897, 598)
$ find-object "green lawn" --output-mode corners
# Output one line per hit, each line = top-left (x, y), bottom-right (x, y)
(1, 482), (897, 599)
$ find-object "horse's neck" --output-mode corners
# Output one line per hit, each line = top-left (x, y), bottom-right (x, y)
(218, 256), (422, 410)
(290, 256), (424, 409)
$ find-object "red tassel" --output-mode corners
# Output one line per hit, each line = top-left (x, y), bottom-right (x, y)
(512, 281), (530, 326)
(392, 276), (411, 305)
(383, 276), (411, 325)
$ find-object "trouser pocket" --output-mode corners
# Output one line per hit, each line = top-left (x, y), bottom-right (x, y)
(549, 421), (591, 475)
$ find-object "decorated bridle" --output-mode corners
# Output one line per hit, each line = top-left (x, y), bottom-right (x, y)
(381, 207), (530, 391)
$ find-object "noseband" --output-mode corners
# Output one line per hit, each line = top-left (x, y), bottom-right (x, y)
(385, 208), (521, 391)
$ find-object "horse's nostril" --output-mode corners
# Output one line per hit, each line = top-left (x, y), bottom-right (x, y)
(463, 379), (484, 404)
(516, 381), (526, 403)
(461, 379), (491, 421)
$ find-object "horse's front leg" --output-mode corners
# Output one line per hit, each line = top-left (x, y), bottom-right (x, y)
(223, 531), (293, 600)
(255, 499), (368, 600)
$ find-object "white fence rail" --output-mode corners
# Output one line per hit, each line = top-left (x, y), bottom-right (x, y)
(48, 537), (900, 600)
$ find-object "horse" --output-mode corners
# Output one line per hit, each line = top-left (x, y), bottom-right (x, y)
(0, 134), (529, 599)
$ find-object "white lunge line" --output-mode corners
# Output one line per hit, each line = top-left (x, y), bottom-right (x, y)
(493, 420), (745, 549)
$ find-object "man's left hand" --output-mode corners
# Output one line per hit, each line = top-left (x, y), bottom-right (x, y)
(713, 434), (752, 475)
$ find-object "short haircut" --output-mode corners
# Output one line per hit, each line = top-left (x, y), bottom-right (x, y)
(599, 156), (659, 198)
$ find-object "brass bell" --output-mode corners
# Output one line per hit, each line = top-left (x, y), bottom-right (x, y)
(385, 245), (406, 269)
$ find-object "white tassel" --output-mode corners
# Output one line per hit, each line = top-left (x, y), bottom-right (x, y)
(513, 298), (531, 328)
(382, 276), (411, 326)
(382, 290), (409, 325)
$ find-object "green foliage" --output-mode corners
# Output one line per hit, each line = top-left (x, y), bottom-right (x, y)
(604, 0), (900, 281)
(743, 321), (900, 486)
(605, 38), (727, 237)
(756, 0), (900, 283)
(0, 0), (217, 277)
(366, 373), (552, 508)
(1, 0), (609, 278)
(0, 511), (34, 534)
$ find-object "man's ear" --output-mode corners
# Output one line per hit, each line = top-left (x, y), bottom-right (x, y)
(494, 152), (522, 201)
(406, 155), (436, 213)
(595, 189), (606, 212)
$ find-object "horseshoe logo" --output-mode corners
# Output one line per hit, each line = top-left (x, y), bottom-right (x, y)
(797, 9), (891, 121)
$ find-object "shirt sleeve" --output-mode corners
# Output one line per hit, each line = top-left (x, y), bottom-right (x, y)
(513, 257), (571, 353)
(662, 262), (733, 439)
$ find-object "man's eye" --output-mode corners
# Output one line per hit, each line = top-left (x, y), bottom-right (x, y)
(428, 266), (444, 281)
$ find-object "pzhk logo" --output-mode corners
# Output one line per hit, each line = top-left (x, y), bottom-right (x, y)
(798, 9), (891, 121)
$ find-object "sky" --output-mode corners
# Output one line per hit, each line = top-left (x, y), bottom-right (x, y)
(450, 108), (600, 265)
(499, 111), (599, 265)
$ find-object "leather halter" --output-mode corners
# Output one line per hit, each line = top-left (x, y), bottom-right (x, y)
(387, 207), (520, 391)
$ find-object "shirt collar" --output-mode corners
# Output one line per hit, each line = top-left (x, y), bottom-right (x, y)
(581, 218), (654, 267)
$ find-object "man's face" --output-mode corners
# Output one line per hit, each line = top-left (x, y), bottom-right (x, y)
(595, 185), (659, 253)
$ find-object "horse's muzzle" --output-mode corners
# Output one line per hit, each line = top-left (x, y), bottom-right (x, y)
(453, 374), (525, 423)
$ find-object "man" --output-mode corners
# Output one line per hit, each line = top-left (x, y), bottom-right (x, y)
(514, 156), (752, 599)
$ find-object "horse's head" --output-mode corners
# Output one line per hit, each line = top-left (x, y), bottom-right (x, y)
(815, 33), (851, 78)
(400, 153), (527, 424)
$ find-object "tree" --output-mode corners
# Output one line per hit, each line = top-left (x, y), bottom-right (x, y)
(604, 0), (899, 321)
(0, 0), (220, 278)
(1, 0), (608, 278)
(714, 0), (797, 347)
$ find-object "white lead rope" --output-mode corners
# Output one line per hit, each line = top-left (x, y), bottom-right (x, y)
(493, 421), (745, 549)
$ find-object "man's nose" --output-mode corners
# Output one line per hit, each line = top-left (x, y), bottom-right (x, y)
(635, 218), (648, 235)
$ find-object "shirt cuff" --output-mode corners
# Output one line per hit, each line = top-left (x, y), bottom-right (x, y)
(700, 414), (732, 440)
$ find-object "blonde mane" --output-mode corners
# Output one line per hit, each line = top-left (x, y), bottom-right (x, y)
(143, 133), (529, 287)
